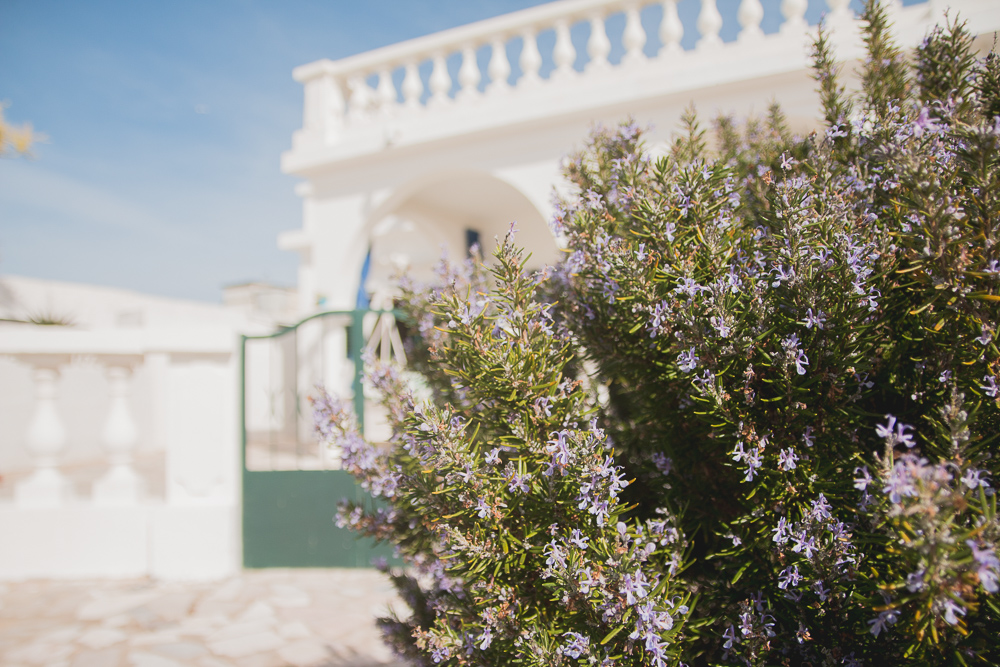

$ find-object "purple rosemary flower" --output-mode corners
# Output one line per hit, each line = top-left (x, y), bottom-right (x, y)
(743, 448), (762, 482)
(804, 308), (827, 330)
(875, 415), (916, 449)
(508, 472), (531, 494)
(867, 609), (898, 637)
(778, 565), (802, 589)
(485, 448), (501, 466)
(980, 374), (999, 398)
(778, 447), (799, 471)
(976, 326), (993, 346)
(967, 540), (1000, 593)
(622, 570), (649, 605)
(772, 517), (790, 544)
(961, 468), (991, 490)
(854, 466), (872, 491)
(568, 529), (590, 550)
(722, 624), (738, 649)
(478, 627), (493, 650)
(677, 347), (699, 373)
(561, 632), (589, 659)
(941, 598), (966, 625)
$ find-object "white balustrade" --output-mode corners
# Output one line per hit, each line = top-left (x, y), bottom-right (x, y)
(15, 362), (71, 508)
(0, 328), (240, 579)
(288, 0), (925, 148)
(93, 361), (143, 505)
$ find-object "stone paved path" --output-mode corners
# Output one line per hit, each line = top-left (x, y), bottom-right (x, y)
(0, 569), (407, 667)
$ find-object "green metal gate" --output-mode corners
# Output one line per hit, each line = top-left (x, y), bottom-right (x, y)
(240, 309), (404, 568)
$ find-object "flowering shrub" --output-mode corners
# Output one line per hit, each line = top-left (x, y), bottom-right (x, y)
(314, 3), (1000, 665)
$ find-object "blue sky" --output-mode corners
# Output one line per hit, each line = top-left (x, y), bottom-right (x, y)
(0, 0), (879, 303)
(0, 0), (555, 302)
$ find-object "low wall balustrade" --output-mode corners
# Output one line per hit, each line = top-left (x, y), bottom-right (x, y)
(0, 327), (241, 580)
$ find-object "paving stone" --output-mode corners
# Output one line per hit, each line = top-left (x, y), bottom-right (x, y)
(276, 621), (312, 639)
(128, 651), (183, 667)
(144, 592), (199, 623)
(203, 579), (242, 602)
(268, 585), (310, 608)
(78, 592), (158, 622)
(276, 639), (329, 666)
(236, 601), (276, 622)
(79, 627), (127, 649)
(232, 654), (278, 667)
(196, 657), (232, 667)
(1, 570), (402, 667)
(149, 641), (208, 659)
(130, 630), (182, 647)
(208, 631), (286, 658)
(70, 647), (124, 667)
(6, 642), (74, 664)
(40, 625), (84, 643)
(206, 620), (273, 644)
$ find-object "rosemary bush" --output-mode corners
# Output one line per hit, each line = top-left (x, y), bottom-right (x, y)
(315, 4), (1000, 665)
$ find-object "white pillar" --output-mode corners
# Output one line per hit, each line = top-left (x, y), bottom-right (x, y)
(458, 44), (482, 98)
(738, 0), (765, 42)
(15, 362), (71, 508)
(488, 37), (511, 92)
(519, 29), (542, 86)
(93, 361), (143, 505)
(660, 0), (683, 55)
(697, 0), (723, 49)
(781, 0), (808, 34)
(553, 19), (576, 78)
(622, 3), (647, 65)
(587, 13), (611, 70)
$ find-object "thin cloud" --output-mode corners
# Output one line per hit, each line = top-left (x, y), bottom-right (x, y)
(0, 160), (190, 241)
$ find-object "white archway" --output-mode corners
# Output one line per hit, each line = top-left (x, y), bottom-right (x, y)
(359, 170), (559, 309)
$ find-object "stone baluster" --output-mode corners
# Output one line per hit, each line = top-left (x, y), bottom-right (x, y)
(347, 74), (373, 121)
(587, 12), (611, 70)
(553, 19), (576, 78)
(15, 362), (70, 508)
(738, 0), (765, 41)
(519, 28), (543, 86)
(458, 44), (481, 98)
(428, 53), (451, 105)
(93, 362), (143, 505)
(488, 37), (511, 92)
(826, 0), (852, 20)
(622, 3), (647, 64)
(401, 61), (423, 109)
(375, 68), (397, 113)
(781, 0), (808, 33)
(659, 0), (683, 55)
(697, 0), (723, 48)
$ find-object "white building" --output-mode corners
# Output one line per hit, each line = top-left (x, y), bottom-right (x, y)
(2, 0), (998, 580)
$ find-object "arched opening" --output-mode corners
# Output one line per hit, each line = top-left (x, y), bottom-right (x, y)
(361, 171), (558, 308)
